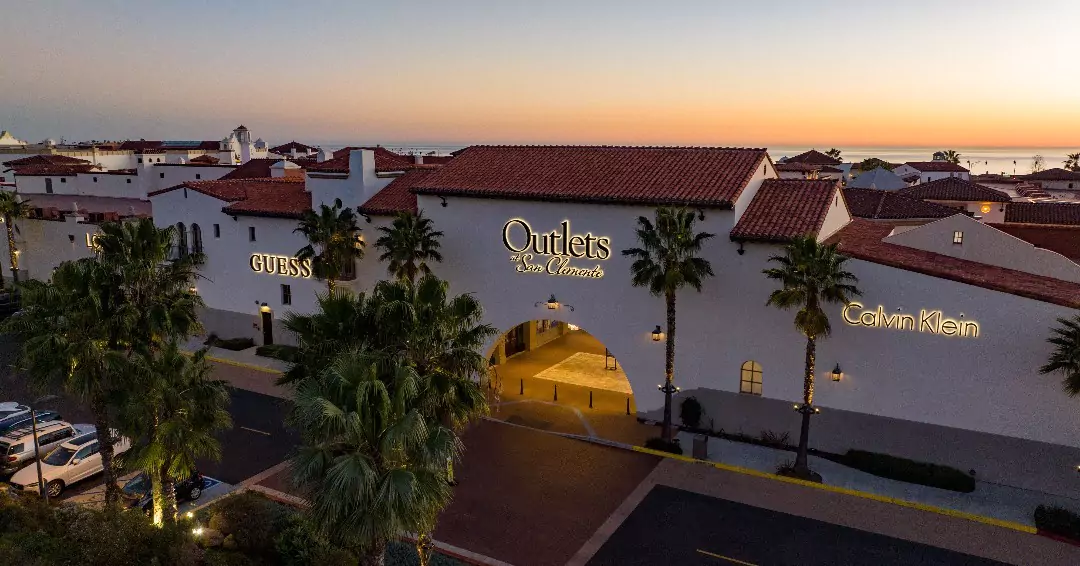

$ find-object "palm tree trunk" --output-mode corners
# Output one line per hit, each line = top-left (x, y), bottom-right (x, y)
(661, 290), (676, 443)
(794, 336), (816, 474)
(150, 465), (165, 525)
(327, 277), (336, 295)
(417, 533), (434, 566)
(91, 392), (121, 507)
(360, 539), (386, 566)
(160, 463), (177, 524)
(5, 216), (17, 285)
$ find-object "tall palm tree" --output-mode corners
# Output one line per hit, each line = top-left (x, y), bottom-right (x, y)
(938, 149), (961, 165)
(825, 148), (842, 162)
(764, 236), (860, 479)
(119, 343), (231, 525)
(0, 191), (32, 286)
(292, 349), (457, 566)
(278, 290), (378, 386)
(622, 207), (715, 443)
(295, 198), (364, 294)
(1039, 316), (1080, 396)
(375, 211), (444, 283)
(1064, 153), (1080, 172)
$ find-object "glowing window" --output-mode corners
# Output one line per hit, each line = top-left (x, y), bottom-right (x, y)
(952, 231), (963, 245)
(740, 361), (762, 395)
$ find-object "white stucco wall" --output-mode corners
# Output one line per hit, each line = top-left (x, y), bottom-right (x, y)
(893, 165), (971, 183)
(0, 216), (101, 281)
(817, 187), (851, 241)
(885, 214), (1080, 282)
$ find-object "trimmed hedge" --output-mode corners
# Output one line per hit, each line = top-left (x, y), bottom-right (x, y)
(838, 450), (976, 493)
(208, 336), (257, 351)
(644, 437), (683, 455)
(1034, 505), (1080, 542)
(256, 344), (298, 362)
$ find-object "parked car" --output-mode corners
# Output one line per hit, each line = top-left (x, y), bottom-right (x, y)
(0, 410), (62, 436)
(8, 429), (130, 497)
(122, 470), (205, 513)
(1, 421), (91, 475)
(0, 403), (30, 424)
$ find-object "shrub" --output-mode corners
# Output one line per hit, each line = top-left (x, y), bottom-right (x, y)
(207, 491), (292, 554)
(204, 549), (258, 566)
(839, 450), (976, 493)
(644, 437), (683, 455)
(679, 397), (703, 429)
(759, 430), (790, 448)
(211, 337), (257, 351)
(385, 540), (465, 566)
(256, 344), (298, 362)
(1034, 505), (1080, 542)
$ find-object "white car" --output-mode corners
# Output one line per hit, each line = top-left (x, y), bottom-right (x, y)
(9, 428), (130, 498)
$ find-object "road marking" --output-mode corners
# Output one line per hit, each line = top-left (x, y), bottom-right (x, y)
(696, 549), (758, 566)
(239, 426), (271, 436)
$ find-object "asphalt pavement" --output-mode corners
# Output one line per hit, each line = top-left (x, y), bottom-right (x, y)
(198, 387), (297, 484)
(587, 485), (1007, 566)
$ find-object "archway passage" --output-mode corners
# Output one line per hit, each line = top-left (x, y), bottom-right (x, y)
(486, 320), (647, 445)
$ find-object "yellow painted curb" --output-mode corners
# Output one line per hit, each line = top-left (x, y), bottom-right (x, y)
(206, 355), (285, 375)
(631, 446), (1037, 534)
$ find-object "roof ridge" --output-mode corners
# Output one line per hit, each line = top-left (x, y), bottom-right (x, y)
(455, 144), (769, 151)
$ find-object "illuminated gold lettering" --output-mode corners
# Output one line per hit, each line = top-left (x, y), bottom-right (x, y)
(859, 311), (876, 326)
(961, 321), (979, 338)
(503, 218), (611, 279)
(920, 310), (939, 333)
(250, 254), (263, 272)
(842, 302), (863, 325)
(569, 235), (586, 257)
(843, 303), (977, 338)
(940, 319), (958, 336)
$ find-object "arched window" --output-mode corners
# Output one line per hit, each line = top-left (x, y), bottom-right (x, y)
(740, 361), (762, 395)
(191, 223), (203, 255)
(176, 222), (188, 258)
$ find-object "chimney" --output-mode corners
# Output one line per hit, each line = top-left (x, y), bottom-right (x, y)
(317, 148), (331, 162)
(413, 153), (423, 165)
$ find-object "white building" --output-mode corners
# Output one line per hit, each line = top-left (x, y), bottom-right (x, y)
(1022, 168), (1080, 197)
(896, 177), (1012, 223)
(892, 161), (971, 184)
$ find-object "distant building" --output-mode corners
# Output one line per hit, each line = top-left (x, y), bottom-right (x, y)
(780, 149), (841, 166)
(774, 161), (842, 181)
(846, 167), (908, 191)
(0, 130), (26, 147)
(269, 141), (319, 159)
(892, 161), (971, 184)
(896, 177), (1011, 222)
(1021, 168), (1080, 196)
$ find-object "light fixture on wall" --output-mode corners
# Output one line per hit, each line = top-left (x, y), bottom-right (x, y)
(188, 286), (197, 294)
(831, 363), (843, 382)
(68, 234), (75, 243)
(651, 325), (663, 342)
(259, 302), (271, 313)
(439, 196), (447, 207)
(536, 294), (574, 311)
(737, 241), (745, 255)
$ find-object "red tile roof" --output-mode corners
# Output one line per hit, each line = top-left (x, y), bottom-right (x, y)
(783, 149), (841, 166)
(221, 180), (311, 219)
(1004, 202), (1080, 226)
(902, 161), (970, 173)
(220, 158), (280, 180)
(827, 219), (1080, 309)
(972, 174), (1024, 185)
(189, 154), (220, 164)
(2, 155), (97, 176)
(897, 177), (1010, 203)
(729, 179), (839, 243)
(842, 187), (957, 220)
(269, 141), (317, 154)
(119, 140), (221, 152)
(989, 223), (1080, 263)
(149, 177), (300, 202)
(307, 146), (431, 174)
(359, 169), (435, 216)
(1022, 168), (1080, 182)
(3, 154), (91, 167)
(775, 162), (841, 173)
(412, 145), (768, 208)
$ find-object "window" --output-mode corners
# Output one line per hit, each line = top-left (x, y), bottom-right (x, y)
(74, 444), (94, 461)
(160, 172), (165, 179)
(195, 174), (201, 180)
(281, 284), (292, 305)
(0, 176), (4, 183)
(952, 230), (964, 245)
(739, 361), (762, 395)
(44, 178), (53, 193)
(213, 223), (220, 238)
(92, 177), (98, 183)
(137, 158), (143, 164)
(191, 223), (203, 254)
(59, 177), (66, 183)
(248, 226), (256, 242)
(1070, 183), (1075, 189)
(176, 222), (188, 257)
(126, 179), (131, 184)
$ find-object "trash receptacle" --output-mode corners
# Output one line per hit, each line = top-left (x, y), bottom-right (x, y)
(692, 434), (708, 460)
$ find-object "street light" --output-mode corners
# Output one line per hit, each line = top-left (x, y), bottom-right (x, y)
(31, 394), (58, 502)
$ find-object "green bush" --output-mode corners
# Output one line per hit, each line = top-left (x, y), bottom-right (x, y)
(204, 549), (258, 566)
(644, 437), (683, 455)
(840, 450), (976, 493)
(679, 397), (703, 429)
(210, 336), (257, 351)
(256, 344), (298, 362)
(207, 491), (292, 554)
(1034, 505), (1080, 542)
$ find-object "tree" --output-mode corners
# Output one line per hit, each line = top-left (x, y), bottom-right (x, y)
(0, 191), (32, 286)
(295, 198), (365, 294)
(937, 150), (961, 165)
(119, 343), (231, 525)
(622, 207), (715, 443)
(375, 211), (444, 283)
(855, 157), (893, 172)
(825, 148), (842, 162)
(1039, 316), (1080, 396)
(1032, 155), (1046, 174)
(1064, 153), (1080, 172)
(292, 349), (457, 566)
(764, 236), (860, 480)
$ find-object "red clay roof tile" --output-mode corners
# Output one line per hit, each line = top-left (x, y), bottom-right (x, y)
(783, 149), (841, 166)
(269, 141), (317, 154)
(359, 169), (435, 216)
(221, 180), (310, 219)
(1021, 168), (1080, 182)
(1004, 202), (1080, 225)
(842, 187), (958, 221)
(897, 177), (1010, 202)
(903, 161), (970, 173)
(730, 179), (839, 242)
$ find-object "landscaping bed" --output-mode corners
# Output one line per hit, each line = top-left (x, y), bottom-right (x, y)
(1034, 505), (1080, 545)
(255, 344), (298, 363)
(817, 450), (976, 493)
(204, 334), (256, 351)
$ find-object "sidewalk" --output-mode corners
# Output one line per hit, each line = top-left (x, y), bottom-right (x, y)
(676, 429), (1080, 528)
(181, 338), (290, 399)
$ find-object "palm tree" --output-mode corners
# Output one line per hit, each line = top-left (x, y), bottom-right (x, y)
(375, 211), (444, 283)
(0, 191), (32, 286)
(1064, 153), (1080, 172)
(278, 290), (378, 386)
(1039, 316), (1080, 396)
(764, 236), (860, 479)
(1032, 155), (1046, 173)
(292, 349), (457, 566)
(622, 207), (715, 443)
(825, 148), (842, 162)
(119, 343), (231, 525)
(295, 198), (364, 294)
(938, 150), (961, 165)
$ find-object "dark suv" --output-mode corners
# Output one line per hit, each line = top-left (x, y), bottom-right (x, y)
(121, 470), (205, 513)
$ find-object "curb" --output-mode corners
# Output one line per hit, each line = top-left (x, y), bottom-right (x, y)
(205, 355), (285, 375)
(629, 445), (1038, 535)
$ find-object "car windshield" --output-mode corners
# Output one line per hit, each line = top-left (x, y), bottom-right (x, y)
(43, 445), (76, 466)
(122, 473), (150, 497)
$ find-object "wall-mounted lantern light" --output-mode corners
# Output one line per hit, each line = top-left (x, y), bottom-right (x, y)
(188, 286), (197, 294)
(831, 363), (843, 382)
(68, 234), (75, 243)
(259, 302), (271, 313)
(536, 294), (574, 311)
(651, 325), (664, 342)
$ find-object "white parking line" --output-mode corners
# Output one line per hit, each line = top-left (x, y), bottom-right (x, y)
(239, 426), (271, 436)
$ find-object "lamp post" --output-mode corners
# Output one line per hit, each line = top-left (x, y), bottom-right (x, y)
(31, 394), (58, 502)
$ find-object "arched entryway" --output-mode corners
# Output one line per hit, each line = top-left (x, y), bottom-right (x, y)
(484, 320), (643, 443)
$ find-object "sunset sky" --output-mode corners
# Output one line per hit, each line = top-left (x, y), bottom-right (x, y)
(1, 0), (1078, 147)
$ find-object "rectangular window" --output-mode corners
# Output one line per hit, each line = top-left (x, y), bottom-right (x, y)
(60, 177), (66, 183)
(92, 177), (98, 183)
(0, 176), (4, 182)
(160, 172), (165, 179)
(248, 226), (256, 242)
(953, 231), (964, 245)
(195, 174), (201, 180)
(137, 158), (143, 164)
(213, 224), (220, 238)
(45, 178), (53, 193)
(126, 179), (131, 184)
(281, 284), (292, 305)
